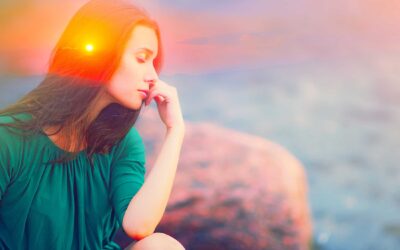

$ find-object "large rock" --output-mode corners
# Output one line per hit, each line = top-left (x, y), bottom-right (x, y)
(115, 108), (312, 250)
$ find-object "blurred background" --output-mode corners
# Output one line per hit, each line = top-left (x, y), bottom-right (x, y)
(1, 0), (400, 249)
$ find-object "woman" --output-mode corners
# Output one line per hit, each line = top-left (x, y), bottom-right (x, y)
(0, 0), (185, 249)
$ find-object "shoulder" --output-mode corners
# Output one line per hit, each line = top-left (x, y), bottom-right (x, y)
(119, 126), (144, 148)
(0, 112), (32, 132)
(112, 126), (145, 163)
(0, 112), (32, 124)
(0, 113), (32, 173)
(0, 113), (32, 141)
(125, 125), (142, 140)
(0, 113), (28, 137)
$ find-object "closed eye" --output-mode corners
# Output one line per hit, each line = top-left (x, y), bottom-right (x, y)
(136, 57), (146, 63)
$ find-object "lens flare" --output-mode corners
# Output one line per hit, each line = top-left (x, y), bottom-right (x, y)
(85, 43), (94, 52)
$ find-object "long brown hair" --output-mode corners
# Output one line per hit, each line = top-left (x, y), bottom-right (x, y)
(0, 0), (163, 167)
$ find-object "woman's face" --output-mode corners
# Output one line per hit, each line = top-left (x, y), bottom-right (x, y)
(105, 24), (159, 110)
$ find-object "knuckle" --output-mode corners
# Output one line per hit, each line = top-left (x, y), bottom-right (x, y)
(135, 233), (185, 250)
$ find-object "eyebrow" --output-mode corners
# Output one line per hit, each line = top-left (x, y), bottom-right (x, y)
(135, 47), (154, 56)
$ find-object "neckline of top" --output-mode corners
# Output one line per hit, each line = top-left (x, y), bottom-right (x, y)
(39, 129), (87, 155)
(4, 112), (87, 155)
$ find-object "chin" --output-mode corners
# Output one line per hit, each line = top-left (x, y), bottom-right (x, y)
(112, 95), (143, 110)
(125, 100), (144, 111)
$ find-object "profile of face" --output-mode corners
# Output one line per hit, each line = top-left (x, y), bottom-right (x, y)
(105, 24), (159, 110)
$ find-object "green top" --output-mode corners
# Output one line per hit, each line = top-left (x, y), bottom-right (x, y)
(0, 113), (146, 249)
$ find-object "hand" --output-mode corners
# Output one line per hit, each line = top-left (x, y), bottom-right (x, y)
(144, 79), (185, 131)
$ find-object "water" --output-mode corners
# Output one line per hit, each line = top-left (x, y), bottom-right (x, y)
(163, 61), (400, 249)
(1, 61), (399, 249)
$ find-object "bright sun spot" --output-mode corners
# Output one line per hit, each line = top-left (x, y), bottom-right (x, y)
(85, 44), (94, 52)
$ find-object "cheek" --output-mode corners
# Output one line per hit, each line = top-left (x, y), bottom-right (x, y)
(119, 55), (141, 79)
(106, 56), (142, 98)
(110, 67), (138, 90)
(106, 74), (140, 104)
(116, 65), (136, 83)
(105, 76), (128, 100)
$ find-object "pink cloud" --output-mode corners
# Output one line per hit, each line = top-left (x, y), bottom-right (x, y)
(1, 0), (400, 75)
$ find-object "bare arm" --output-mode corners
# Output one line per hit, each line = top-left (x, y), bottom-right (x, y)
(122, 125), (185, 240)
(121, 78), (185, 240)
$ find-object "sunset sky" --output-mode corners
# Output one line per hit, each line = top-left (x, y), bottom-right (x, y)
(1, 0), (400, 75)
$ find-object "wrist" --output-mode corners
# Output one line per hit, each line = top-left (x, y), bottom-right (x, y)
(166, 124), (185, 136)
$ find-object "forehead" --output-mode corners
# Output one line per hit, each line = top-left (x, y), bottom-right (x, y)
(125, 25), (158, 55)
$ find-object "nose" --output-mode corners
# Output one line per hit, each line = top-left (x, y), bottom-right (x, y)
(144, 68), (158, 89)
(144, 78), (157, 89)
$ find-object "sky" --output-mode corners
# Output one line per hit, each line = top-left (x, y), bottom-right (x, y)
(0, 0), (400, 75)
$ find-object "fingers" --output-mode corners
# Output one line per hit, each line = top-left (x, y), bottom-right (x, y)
(145, 88), (166, 106)
(145, 81), (173, 106)
(154, 95), (165, 103)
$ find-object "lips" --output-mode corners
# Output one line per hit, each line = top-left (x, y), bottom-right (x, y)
(137, 89), (149, 98)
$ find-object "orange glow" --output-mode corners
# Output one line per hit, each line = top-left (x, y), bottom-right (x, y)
(85, 43), (94, 52)
(2, 0), (400, 75)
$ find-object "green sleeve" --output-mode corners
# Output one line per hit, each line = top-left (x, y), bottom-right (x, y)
(109, 126), (146, 231)
(0, 129), (12, 200)
(0, 114), (28, 200)
(0, 155), (11, 201)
